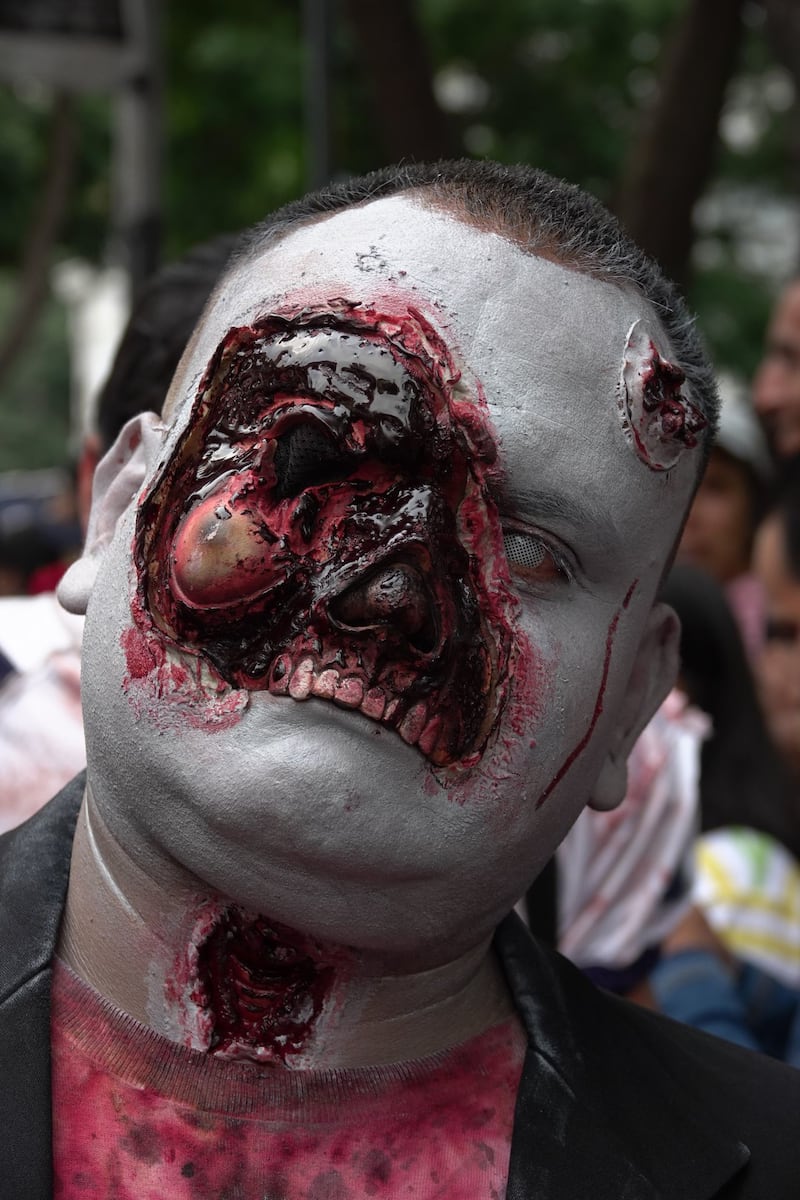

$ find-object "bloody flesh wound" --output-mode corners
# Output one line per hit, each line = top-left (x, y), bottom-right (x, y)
(135, 304), (516, 766)
(637, 347), (706, 449)
(196, 908), (334, 1062)
(620, 322), (707, 472)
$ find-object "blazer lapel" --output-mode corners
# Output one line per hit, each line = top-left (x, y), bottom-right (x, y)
(497, 914), (750, 1200)
(0, 775), (84, 1200)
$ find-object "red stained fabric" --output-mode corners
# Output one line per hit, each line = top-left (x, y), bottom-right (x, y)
(51, 959), (525, 1199)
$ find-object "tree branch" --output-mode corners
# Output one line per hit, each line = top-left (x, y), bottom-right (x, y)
(0, 91), (77, 388)
(614, 0), (746, 287)
(343, 0), (455, 163)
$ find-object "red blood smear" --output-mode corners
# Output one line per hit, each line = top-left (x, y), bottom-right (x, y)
(121, 625), (165, 680)
(536, 580), (638, 809)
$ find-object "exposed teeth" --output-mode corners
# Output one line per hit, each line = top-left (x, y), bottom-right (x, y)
(361, 687), (386, 720)
(311, 669), (339, 699)
(270, 654), (291, 695)
(399, 702), (427, 746)
(269, 656), (440, 756)
(418, 714), (442, 757)
(288, 657), (315, 700)
(334, 676), (364, 709)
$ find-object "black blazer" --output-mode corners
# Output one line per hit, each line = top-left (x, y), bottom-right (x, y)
(2, 776), (800, 1199)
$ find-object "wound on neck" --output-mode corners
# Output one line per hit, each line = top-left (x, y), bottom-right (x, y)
(195, 908), (336, 1064)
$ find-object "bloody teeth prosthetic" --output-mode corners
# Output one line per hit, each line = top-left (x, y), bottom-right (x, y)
(618, 320), (707, 472)
(135, 305), (516, 766)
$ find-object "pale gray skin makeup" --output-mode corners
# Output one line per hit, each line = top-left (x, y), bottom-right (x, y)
(58, 196), (699, 1065)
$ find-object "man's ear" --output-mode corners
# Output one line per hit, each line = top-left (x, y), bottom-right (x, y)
(58, 412), (165, 615)
(588, 601), (680, 812)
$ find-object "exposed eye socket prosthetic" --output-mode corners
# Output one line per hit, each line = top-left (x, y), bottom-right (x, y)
(136, 303), (518, 768)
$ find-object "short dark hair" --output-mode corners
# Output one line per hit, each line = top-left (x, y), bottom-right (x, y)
(235, 160), (719, 441)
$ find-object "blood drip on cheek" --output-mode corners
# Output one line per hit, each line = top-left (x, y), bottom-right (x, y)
(195, 908), (338, 1063)
(536, 580), (638, 809)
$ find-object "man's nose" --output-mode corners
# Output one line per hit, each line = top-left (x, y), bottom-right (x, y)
(330, 561), (437, 653)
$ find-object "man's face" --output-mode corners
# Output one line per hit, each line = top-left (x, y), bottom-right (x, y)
(79, 197), (696, 961)
(754, 281), (800, 461)
(754, 514), (800, 776)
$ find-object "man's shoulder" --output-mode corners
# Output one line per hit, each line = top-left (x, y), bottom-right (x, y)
(497, 914), (800, 1198)
(542, 919), (799, 1107)
(0, 775), (83, 1002)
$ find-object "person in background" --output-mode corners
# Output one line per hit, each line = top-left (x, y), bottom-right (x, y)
(649, 565), (800, 1064)
(0, 234), (237, 832)
(666, 565), (799, 861)
(754, 459), (800, 784)
(678, 375), (773, 661)
(754, 277), (800, 464)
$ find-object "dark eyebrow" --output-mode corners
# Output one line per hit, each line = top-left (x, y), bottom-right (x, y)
(496, 483), (622, 558)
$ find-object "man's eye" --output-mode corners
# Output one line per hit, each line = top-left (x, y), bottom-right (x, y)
(502, 530), (571, 584)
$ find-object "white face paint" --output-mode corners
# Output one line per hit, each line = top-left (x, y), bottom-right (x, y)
(77, 196), (698, 966)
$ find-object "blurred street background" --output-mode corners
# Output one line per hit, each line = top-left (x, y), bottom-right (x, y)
(0, 0), (799, 577)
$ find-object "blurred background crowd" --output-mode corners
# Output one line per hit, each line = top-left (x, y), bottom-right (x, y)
(3, 0), (800, 1066)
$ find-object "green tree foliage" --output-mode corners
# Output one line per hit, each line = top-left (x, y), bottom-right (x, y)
(164, 0), (305, 255)
(0, 0), (796, 467)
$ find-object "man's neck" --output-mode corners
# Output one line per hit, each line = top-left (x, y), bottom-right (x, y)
(57, 792), (517, 1068)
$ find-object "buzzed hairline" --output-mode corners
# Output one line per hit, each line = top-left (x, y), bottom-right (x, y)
(227, 161), (718, 452)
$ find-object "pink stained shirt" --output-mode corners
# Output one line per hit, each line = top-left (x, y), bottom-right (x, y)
(51, 957), (526, 1199)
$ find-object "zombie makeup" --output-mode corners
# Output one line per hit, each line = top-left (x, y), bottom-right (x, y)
(73, 197), (700, 971)
(618, 320), (707, 471)
(170, 903), (349, 1064)
(136, 305), (516, 768)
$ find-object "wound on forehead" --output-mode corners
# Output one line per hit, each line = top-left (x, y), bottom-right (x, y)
(617, 319), (708, 472)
